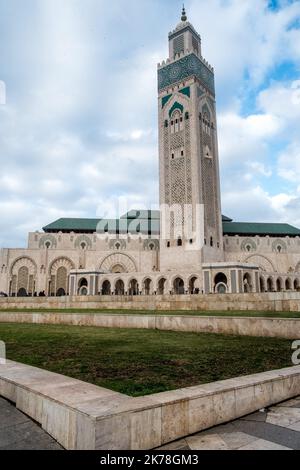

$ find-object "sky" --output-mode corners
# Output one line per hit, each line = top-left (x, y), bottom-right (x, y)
(0, 0), (300, 248)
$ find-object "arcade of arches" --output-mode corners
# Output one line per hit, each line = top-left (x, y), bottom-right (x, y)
(6, 257), (300, 298)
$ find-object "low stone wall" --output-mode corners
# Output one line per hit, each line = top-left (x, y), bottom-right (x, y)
(0, 311), (299, 339)
(1, 360), (300, 449)
(1, 291), (300, 311)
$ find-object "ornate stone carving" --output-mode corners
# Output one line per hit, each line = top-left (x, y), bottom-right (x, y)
(158, 53), (215, 95)
(74, 235), (92, 250)
(39, 234), (57, 249)
(100, 253), (137, 273)
(241, 239), (257, 253)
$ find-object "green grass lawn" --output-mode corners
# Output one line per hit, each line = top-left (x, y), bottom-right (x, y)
(0, 308), (300, 318)
(0, 323), (294, 396)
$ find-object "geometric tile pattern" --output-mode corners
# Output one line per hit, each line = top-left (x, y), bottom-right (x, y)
(158, 53), (215, 95)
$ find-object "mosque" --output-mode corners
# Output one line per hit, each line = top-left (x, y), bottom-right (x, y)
(1, 8), (300, 299)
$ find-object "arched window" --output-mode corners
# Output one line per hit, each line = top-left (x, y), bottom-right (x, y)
(214, 273), (228, 294)
(129, 279), (139, 296)
(202, 112), (211, 135)
(115, 280), (125, 296)
(102, 280), (111, 295)
(260, 277), (266, 292)
(158, 278), (167, 295)
(143, 278), (153, 295)
(173, 277), (185, 295)
(243, 273), (252, 293)
(170, 110), (183, 134)
(177, 238), (183, 247)
(267, 277), (274, 292)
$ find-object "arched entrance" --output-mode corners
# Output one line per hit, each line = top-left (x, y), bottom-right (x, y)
(189, 277), (198, 294)
(10, 257), (37, 297)
(294, 279), (300, 291)
(102, 280), (111, 295)
(267, 277), (274, 292)
(173, 277), (185, 295)
(285, 278), (292, 291)
(143, 278), (153, 295)
(56, 267), (68, 297)
(129, 279), (139, 296)
(17, 288), (27, 297)
(49, 257), (74, 297)
(115, 280), (125, 296)
(78, 278), (88, 296)
(157, 278), (167, 295)
(214, 273), (228, 294)
(243, 273), (252, 293)
(56, 288), (66, 297)
(260, 276), (266, 292)
(276, 278), (283, 292)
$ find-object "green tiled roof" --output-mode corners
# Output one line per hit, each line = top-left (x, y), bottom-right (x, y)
(120, 210), (160, 220)
(43, 218), (101, 232)
(223, 222), (300, 237)
(222, 215), (233, 222)
(43, 217), (160, 235)
(43, 212), (300, 238)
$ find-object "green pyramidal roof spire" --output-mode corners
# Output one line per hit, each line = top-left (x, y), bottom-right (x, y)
(181, 5), (187, 22)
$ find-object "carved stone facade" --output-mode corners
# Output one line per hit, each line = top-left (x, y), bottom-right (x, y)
(1, 11), (300, 299)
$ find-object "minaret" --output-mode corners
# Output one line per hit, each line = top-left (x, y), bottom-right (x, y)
(158, 8), (223, 272)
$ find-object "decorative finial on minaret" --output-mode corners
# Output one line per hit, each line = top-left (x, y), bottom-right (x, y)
(181, 5), (187, 22)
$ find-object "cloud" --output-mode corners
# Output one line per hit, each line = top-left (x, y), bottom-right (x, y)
(278, 141), (300, 182)
(0, 0), (300, 247)
(190, 0), (300, 106)
(258, 80), (300, 123)
(218, 111), (281, 172)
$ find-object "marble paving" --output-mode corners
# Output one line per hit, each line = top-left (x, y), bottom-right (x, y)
(0, 397), (62, 450)
(1, 391), (300, 450)
(158, 396), (300, 451)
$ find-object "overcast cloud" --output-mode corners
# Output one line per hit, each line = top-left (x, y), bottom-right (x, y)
(0, 0), (300, 247)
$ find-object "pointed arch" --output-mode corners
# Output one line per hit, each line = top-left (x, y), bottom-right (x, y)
(48, 257), (75, 297)
(10, 257), (37, 297)
(99, 253), (137, 274)
(244, 255), (276, 273)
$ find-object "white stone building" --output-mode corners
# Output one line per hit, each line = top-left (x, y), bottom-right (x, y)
(1, 8), (300, 298)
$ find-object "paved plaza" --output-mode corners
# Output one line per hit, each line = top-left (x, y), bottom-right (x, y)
(159, 397), (300, 451)
(0, 397), (62, 450)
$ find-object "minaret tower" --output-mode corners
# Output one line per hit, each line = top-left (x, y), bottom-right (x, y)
(158, 7), (223, 272)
